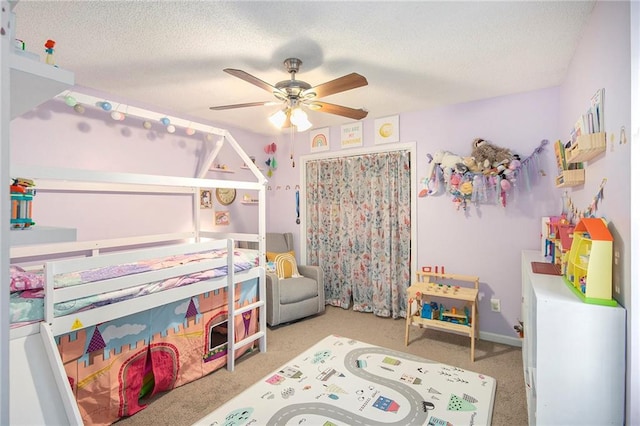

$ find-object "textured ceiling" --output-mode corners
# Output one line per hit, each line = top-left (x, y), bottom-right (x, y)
(12, 1), (595, 136)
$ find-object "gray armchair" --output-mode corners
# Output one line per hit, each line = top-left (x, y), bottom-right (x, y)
(264, 233), (325, 326)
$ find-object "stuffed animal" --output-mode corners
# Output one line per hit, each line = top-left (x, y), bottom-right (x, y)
(462, 156), (482, 174)
(471, 138), (514, 172)
(426, 150), (463, 183)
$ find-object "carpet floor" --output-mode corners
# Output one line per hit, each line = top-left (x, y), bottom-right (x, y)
(116, 306), (527, 426)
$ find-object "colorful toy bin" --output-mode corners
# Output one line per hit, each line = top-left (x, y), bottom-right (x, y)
(10, 179), (35, 229)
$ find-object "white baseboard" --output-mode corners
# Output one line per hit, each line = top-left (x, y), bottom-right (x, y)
(479, 331), (522, 347)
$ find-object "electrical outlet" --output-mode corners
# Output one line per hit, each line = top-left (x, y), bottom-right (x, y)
(490, 298), (501, 312)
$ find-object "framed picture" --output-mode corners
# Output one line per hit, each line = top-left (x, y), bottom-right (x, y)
(215, 211), (230, 226)
(340, 122), (363, 149)
(374, 115), (400, 144)
(200, 189), (212, 209)
(310, 127), (330, 152)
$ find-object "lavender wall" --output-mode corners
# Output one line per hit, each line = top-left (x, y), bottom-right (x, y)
(559, 1), (631, 306)
(10, 86), (267, 241)
(557, 1), (634, 422)
(265, 87), (562, 340)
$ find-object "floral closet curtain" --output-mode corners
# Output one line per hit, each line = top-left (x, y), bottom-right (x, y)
(306, 150), (411, 318)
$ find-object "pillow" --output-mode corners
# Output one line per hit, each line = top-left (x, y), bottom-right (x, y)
(266, 251), (301, 279)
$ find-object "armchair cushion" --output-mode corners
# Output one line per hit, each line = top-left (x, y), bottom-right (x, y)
(266, 250), (300, 279)
(272, 275), (319, 304)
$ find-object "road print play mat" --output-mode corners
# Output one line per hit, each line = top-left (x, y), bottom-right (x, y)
(194, 334), (496, 426)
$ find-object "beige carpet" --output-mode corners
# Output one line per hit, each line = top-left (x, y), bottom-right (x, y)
(116, 306), (527, 426)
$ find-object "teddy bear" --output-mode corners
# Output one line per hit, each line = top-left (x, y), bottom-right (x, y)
(471, 138), (514, 173)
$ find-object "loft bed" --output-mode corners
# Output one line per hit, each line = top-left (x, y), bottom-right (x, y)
(7, 112), (268, 424)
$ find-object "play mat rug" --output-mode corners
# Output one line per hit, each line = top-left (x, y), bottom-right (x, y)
(194, 334), (496, 426)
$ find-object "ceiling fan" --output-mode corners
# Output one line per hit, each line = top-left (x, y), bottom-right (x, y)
(209, 58), (368, 131)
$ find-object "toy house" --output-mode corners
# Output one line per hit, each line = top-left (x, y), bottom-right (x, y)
(541, 216), (560, 262)
(557, 223), (576, 274)
(541, 215), (573, 266)
(564, 217), (614, 305)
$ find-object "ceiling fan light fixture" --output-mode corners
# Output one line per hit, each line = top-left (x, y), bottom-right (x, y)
(295, 118), (312, 132)
(290, 107), (312, 132)
(289, 107), (308, 125)
(268, 109), (288, 128)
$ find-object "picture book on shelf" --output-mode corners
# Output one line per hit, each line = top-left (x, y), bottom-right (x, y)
(554, 140), (567, 174)
(590, 88), (604, 133)
(571, 88), (605, 142)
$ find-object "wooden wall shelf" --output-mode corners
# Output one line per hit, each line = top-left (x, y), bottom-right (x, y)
(566, 132), (606, 163)
(555, 169), (585, 188)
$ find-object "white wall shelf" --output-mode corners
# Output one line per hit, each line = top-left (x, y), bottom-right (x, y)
(209, 167), (234, 173)
(10, 53), (74, 120)
(10, 226), (77, 246)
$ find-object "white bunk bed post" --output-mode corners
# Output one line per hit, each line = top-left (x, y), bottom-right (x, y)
(0, 2), (11, 423)
(226, 238), (236, 371)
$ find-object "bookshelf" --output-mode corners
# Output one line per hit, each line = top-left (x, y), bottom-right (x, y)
(554, 89), (606, 188)
(565, 132), (606, 163)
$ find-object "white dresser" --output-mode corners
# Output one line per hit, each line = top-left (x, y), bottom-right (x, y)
(521, 250), (625, 425)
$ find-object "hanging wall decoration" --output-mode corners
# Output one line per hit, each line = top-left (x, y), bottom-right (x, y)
(310, 127), (330, 152)
(264, 142), (278, 177)
(421, 138), (548, 211)
(214, 211), (230, 226)
(199, 189), (212, 209)
(374, 115), (400, 145)
(340, 122), (363, 149)
(564, 178), (607, 221)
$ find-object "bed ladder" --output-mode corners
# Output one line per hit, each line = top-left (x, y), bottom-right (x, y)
(225, 239), (267, 371)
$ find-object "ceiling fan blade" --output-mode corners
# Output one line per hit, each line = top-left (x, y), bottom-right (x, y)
(303, 73), (368, 98)
(209, 101), (279, 110)
(224, 68), (285, 96)
(307, 101), (368, 120)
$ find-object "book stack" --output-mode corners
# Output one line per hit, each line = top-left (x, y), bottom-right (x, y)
(570, 88), (604, 145)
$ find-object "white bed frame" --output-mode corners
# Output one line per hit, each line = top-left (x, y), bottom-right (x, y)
(7, 125), (268, 424)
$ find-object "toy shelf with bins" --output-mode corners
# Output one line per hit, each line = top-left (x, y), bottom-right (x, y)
(564, 217), (615, 306)
(405, 272), (479, 361)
